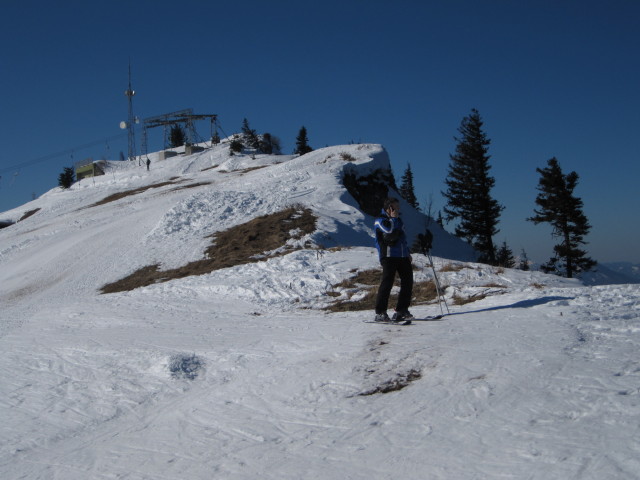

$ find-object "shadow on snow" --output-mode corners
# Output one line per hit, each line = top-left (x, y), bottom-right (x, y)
(446, 296), (574, 316)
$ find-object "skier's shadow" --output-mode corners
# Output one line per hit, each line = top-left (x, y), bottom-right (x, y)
(445, 296), (574, 316)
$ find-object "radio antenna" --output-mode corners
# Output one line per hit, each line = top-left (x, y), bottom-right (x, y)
(120, 61), (138, 162)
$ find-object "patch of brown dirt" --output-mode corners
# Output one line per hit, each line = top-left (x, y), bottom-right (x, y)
(100, 206), (317, 294)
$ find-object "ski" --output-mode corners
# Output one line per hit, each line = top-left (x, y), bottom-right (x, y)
(363, 319), (412, 326)
(362, 315), (443, 325)
(412, 315), (444, 321)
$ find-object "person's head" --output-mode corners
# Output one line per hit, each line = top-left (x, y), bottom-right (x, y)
(383, 197), (400, 217)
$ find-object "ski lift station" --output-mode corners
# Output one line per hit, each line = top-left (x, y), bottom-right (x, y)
(75, 158), (106, 181)
(141, 109), (220, 161)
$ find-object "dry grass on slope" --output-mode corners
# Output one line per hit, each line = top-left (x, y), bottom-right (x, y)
(87, 181), (181, 208)
(86, 179), (213, 208)
(100, 206), (316, 294)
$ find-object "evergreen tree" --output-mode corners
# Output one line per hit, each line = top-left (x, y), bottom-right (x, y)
(293, 126), (313, 155)
(229, 135), (243, 155)
(241, 118), (260, 150)
(399, 163), (419, 209)
(496, 241), (516, 268)
(442, 108), (503, 264)
(58, 166), (75, 189)
(528, 157), (596, 278)
(169, 124), (186, 148)
(519, 248), (530, 271)
(259, 133), (282, 155)
(241, 118), (253, 137)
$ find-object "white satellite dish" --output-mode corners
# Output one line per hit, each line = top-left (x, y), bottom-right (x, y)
(119, 121), (128, 129)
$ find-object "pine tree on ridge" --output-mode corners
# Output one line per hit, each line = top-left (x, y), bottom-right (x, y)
(442, 108), (503, 265)
(399, 163), (419, 209)
(294, 126), (313, 155)
(528, 157), (596, 278)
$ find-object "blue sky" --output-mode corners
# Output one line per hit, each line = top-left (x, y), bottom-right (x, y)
(1, 0), (638, 264)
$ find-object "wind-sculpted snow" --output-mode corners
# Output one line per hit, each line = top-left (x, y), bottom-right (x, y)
(1, 142), (639, 479)
(145, 190), (268, 267)
(151, 191), (263, 238)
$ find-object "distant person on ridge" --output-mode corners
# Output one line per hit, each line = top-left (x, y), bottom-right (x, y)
(373, 197), (414, 323)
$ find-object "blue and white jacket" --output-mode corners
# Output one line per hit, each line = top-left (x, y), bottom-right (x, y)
(374, 209), (410, 261)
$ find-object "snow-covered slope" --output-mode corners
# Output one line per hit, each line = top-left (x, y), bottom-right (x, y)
(0, 143), (471, 304)
(1, 142), (639, 479)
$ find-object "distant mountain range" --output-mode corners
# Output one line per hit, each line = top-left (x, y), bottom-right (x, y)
(604, 262), (640, 282)
(581, 262), (640, 285)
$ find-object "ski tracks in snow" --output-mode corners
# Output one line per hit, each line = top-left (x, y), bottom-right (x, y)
(2, 237), (640, 479)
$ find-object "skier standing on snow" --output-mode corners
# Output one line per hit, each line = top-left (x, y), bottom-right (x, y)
(373, 197), (414, 323)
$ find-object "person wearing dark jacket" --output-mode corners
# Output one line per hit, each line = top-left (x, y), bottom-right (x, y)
(373, 197), (414, 323)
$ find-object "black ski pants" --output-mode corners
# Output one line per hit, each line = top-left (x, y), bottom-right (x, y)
(375, 257), (413, 314)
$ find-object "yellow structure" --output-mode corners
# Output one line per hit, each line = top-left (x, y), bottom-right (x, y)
(75, 159), (105, 181)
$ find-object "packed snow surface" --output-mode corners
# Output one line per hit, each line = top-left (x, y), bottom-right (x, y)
(1, 143), (639, 479)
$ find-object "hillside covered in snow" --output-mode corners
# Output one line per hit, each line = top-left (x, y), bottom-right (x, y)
(1, 141), (639, 479)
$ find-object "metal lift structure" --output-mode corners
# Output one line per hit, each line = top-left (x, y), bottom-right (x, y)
(140, 109), (220, 160)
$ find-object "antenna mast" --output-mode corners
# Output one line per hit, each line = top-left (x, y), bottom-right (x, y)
(121, 62), (138, 162)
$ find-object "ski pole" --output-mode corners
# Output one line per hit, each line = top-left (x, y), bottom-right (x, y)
(426, 250), (449, 315)
(418, 230), (449, 316)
